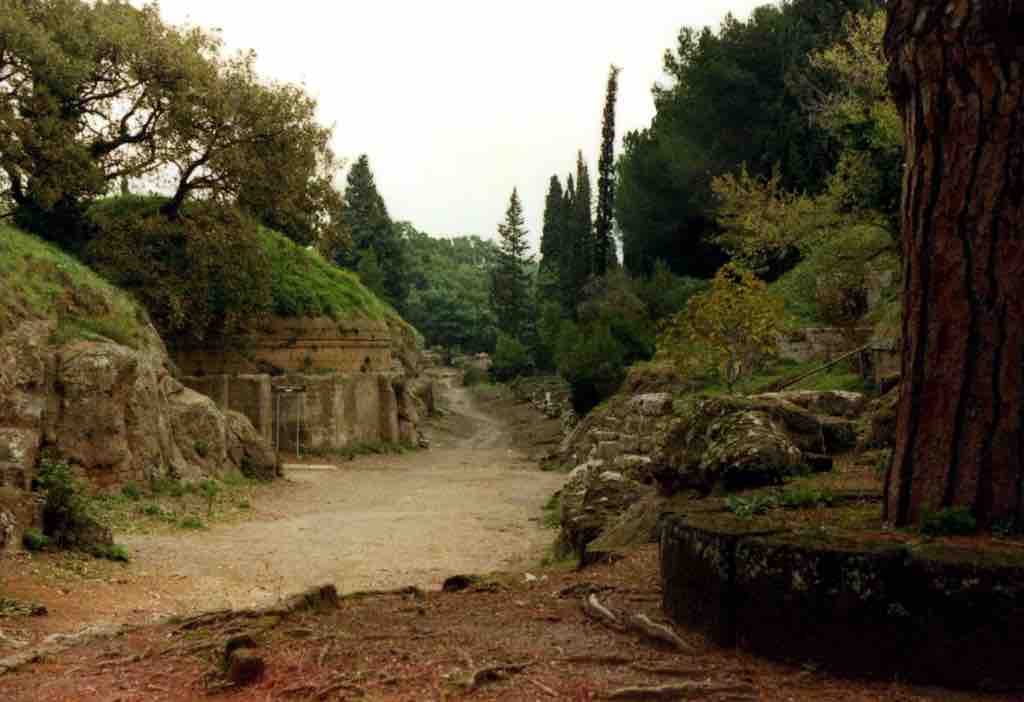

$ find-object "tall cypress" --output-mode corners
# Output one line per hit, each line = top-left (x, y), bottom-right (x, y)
(538, 175), (566, 302)
(594, 65), (621, 275)
(568, 152), (594, 304)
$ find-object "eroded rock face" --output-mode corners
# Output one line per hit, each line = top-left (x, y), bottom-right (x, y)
(558, 461), (653, 562)
(0, 320), (278, 497)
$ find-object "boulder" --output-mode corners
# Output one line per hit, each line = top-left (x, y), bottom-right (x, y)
(753, 391), (867, 418)
(225, 411), (279, 481)
(698, 411), (804, 491)
(559, 462), (652, 563)
(864, 389), (899, 449)
(631, 393), (675, 418)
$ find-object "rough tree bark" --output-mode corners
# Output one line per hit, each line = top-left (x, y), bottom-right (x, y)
(884, 0), (1024, 527)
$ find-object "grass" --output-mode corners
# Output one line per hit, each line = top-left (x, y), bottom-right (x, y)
(696, 357), (870, 397)
(91, 472), (264, 536)
(313, 441), (417, 461)
(542, 492), (562, 529)
(0, 224), (151, 348)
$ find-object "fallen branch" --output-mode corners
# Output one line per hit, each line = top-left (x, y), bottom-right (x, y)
(561, 654), (633, 666)
(606, 682), (756, 700)
(527, 677), (558, 697)
(630, 663), (705, 677)
(625, 614), (694, 653)
(581, 594), (622, 630)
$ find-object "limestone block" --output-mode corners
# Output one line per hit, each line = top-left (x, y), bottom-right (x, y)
(631, 393), (674, 418)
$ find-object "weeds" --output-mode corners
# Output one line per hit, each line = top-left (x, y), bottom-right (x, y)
(22, 528), (50, 552)
(920, 507), (977, 537)
(179, 516), (205, 530)
(542, 492), (561, 529)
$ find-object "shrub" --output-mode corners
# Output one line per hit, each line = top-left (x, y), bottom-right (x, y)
(920, 507), (977, 537)
(462, 366), (488, 387)
(491, 333), (533, 382)
(556, 320), (627, 414)
(92, 544), (130, 562)
(193, 441), (210, 459)
(22, 528), (50, 552)
(660, 263), (785, 392)
(179, 516), (205, 530)
(725, 494), (779, 518)
(34, 454), (92, 548)
(121, 483), (143, 500)
(198, 479), (221, 516)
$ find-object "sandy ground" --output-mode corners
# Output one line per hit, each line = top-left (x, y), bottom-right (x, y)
(0, 379), (565, 641)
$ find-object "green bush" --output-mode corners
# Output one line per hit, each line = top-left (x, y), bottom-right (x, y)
(462, 366), (488, 387)
(179, 516), (205, 530)
(920, 507), (977, 537)
(92, 544), (130, 563)
(121, 483), (143, 500)
(491, 333), (533, 382)
(556, 321), (627, 414)
(34, 454), (91, 548)
(22, 528), (50, 552)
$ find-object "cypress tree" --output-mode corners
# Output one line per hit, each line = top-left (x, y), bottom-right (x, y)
(490, 188), (534, 338)
(538, 175), (566, 302)
(565, 152), (594, 310)
(594, 65), (622, 275)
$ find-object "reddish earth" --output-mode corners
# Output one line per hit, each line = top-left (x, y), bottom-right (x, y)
(0, 381), (1017, 700)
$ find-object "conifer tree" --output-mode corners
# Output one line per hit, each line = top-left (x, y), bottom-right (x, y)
(538, 176), (566, 302)
(595, 65), (622, 275)
(490, 189), (534, 339)
(563, 152), (594, 314)
(338, 155), (409, 308)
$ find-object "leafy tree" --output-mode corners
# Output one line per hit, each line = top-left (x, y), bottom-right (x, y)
(337, 155), (409, 309)
(594, 65), (622, 276)
(615, 0), (874, 277)
(490, 188), (533, 339)
(660, 264), (785, 392)
(401, 224), (500, 354)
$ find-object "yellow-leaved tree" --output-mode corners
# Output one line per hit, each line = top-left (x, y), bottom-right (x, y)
(660, 264), (785, 392)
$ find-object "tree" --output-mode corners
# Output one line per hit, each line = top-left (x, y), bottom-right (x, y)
(660, 264), (785, 392)
(595, 65), (621, 276)
(538, 175), (567, 302)
(563, 152), (594, 313)
(490, 189), (533, 339)
(337, 156), (409, 309)
(882, 0), (1024, 528)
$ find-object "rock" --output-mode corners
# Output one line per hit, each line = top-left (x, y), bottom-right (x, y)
(613, 454), (654, 483)
(804, 453), (834, 473)
(226, 647), (265, 686)
(753, 391), (867, 418)
(0, 508), (14, 552)
(820, 417), (859, 452)
(559, 463), (652, 564)
(698, 411), (804, 491)
(865, 389), (898, 449)
(0, 319), (277, 497)
(631, 393), (675, 418)
(595, 441), (623, 462)
(225, 411), (279, 481)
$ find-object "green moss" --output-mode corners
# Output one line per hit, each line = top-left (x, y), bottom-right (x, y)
(0, 224), (149, 348)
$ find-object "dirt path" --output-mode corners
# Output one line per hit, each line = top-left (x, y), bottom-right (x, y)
(0, 380), (566, 639)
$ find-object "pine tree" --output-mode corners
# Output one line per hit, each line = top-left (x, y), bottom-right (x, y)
(595, 65), (622, 275)
(490, 188), (534, 339)
(338, 155), (409, 308)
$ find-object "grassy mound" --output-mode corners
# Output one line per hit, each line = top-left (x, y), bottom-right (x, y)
(0, 224), (153, 349)
(84, 196), (409, 345)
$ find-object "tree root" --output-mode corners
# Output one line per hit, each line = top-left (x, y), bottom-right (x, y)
(581, 595), (693, 653)
(606, 682), (756, 700)
(461, 662), (530, 691)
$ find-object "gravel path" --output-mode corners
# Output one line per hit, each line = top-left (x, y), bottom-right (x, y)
(119, 383), (566, 613)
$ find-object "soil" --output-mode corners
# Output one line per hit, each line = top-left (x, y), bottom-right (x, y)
(0, 377), (1016, 700)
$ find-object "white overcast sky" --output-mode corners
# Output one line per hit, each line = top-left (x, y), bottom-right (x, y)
(150, 1), (764, 248)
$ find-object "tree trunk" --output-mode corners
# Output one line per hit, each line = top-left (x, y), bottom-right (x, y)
(884, 1), (1024, 527)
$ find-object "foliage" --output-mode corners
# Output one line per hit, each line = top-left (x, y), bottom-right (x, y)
(401, 224), (499, 354)
(33, 452), (94, 549)
(179, 516), (205, 530)
(490, 189), (534, 339)
(661, 264), (785, 392)
(356, 248), (389, 301)
(22, 528), (50, 552)
(335, 155), (409, 308)
(85, 197), (272, 345)
(920, 508), (978, 538)
(594, 65), (622, 276)
(0, 0), (340, 247)
(462, 366), (488, 387)
(615, 0), (874, 277)
(0, 223), (151, 348)
(556, 320), (627, 413)
(491, 333), (534, 382)
(634, 261), (708, 322)
(564, 154), (595, 314)
(724, 494), (778, 518)
(577, 269), (656, 367)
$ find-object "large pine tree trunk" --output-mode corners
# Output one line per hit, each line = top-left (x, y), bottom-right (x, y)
(884, 0), (1024, 527)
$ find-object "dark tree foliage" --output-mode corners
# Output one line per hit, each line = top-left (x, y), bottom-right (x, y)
(538, 175), (567, 303)
(562, 153), (594, 315)
(401, 223), (499, 354)
(616, 0), (875, 278)
(337, 155), (409, 309)
(490, 189), (534, 339)
(594, 65), (622, 276)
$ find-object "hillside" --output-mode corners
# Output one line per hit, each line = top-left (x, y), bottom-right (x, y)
(0, 224), (161, 353)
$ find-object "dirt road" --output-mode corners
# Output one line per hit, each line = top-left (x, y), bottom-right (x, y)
(0, 380), (566, 642)
(119, 383), (565, 613)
